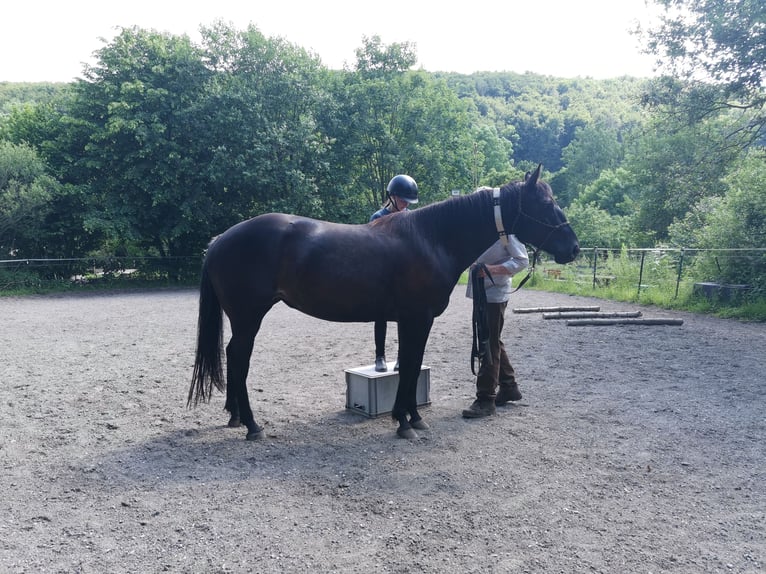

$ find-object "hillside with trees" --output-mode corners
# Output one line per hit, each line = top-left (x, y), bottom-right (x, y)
(1, 0), (763, 293)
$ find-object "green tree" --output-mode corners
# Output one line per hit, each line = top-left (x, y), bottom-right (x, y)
(2, 90), (106, 257)
(564, 200), (632, 248)
(623, 114), (742, 243)
(553, 123), (625, 206)
(0, 82), (66, 117)
(469, 123), (515, 189)
(669, 151), (766, 248)
(576, 167), (640, 217)
(69, 26), (214, 256)
(640, 0), (766, 147)
(668, 152), (766, 287)
(507, 91), (567, 172)
(199, 22), (332, 223)
(0, 141), (59, 257)
(330, 36), (475, 215)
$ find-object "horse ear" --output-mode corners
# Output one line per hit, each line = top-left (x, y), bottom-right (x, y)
(526, 164), (543, 186)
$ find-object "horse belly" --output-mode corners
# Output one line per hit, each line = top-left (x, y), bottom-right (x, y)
(278, 275), (386, 323)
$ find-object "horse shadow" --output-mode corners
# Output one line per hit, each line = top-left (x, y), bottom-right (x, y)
(77, 402), (498, 497)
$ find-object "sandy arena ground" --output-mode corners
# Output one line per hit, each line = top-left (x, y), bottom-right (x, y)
(1, 287), (764, 573)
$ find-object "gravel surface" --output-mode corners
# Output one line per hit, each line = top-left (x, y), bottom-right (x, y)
(1, 287), (764, 573)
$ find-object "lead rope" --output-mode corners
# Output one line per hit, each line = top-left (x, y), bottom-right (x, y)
(509, 247), (538, 294)
(494, 187), (539, 295)
(470, 263), (494, 376)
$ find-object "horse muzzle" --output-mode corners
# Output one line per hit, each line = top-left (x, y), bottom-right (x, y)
(553, 243), (580, 264)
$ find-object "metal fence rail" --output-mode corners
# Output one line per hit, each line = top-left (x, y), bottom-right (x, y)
(535, 247), (766, 300)
(0, 256), (202, 291)
(2, 249), (765, 300)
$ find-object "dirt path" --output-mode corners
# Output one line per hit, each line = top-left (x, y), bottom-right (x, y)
(1, 288), (764, 573)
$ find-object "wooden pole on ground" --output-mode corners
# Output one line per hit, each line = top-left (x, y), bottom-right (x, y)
(543, 311), (642, 320)
(513, 306), (600, 314)
(566, 318), (684, 326)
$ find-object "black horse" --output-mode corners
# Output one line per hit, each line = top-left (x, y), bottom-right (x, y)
(188, 165), (579, 440)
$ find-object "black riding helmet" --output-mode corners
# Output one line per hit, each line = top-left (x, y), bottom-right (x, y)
(387, 174), (419, 204)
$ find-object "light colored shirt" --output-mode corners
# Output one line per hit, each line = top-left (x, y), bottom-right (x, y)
(465, 235), (529, 303)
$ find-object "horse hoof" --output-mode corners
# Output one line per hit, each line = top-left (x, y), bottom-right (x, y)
(228, 416), (241, 428)
(246, 426), (264, 441)
(397, 427), (418, 440)
(410, 418), (429, 430)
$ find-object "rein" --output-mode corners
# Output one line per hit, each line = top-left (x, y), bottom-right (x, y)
(470, 263), (494, 376)
(509, 248), (538, 294)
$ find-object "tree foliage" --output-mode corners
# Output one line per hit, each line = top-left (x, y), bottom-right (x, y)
(0, 12), (763, 265)
(639, 0), (766, 146)
(667, 151), (766, 285)
(66, 27), (215, 256)
(564, 201), (632, 248)
(0, 141), (59, 256)
(623, 112), (744, 244)
(197, 22), (333, 223)
(669, 151), (766, 249)
(329, 37), (476, 213)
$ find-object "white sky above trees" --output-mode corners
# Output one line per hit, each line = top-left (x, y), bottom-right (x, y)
(1, 0), (659, 82)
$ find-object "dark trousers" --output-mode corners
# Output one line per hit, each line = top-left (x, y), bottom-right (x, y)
(476, 301), (516, 400)
(374, 320), (387, 358)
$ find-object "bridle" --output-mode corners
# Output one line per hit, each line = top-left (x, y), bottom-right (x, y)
(493, 186), (572, 292)
(471, 185), (571, 375)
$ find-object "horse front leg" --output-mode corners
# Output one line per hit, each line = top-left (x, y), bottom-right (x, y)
(392, 312), (434, 439)
(226, 331), (264, 441)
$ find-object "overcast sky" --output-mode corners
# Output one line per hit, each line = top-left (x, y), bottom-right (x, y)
(1, 0), (660, 82)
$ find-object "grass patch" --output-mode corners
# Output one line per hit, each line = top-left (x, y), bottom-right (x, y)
(458, 266), (765, 321)
(525, 273), (766, 321)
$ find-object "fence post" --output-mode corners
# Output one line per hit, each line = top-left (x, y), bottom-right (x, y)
(675, 248), (685, 299)
(591, 248), (598, 288)
(637, 251), (646, 296)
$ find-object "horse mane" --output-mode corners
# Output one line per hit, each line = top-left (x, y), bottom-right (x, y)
(402, 181), (528, 241)
(370, 177), (552, 248)
(406, 189), (491, 238)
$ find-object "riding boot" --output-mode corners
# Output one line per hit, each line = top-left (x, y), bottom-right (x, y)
(462, 398), (496, 418)
(493, 316), (521, 405)
(465, 302), (505, 417)
(495, 382), (522, 405)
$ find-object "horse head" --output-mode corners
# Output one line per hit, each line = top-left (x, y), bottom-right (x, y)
(504, 164), (579, 264)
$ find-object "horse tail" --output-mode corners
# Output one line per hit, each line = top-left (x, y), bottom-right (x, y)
(188, 264), (226, 407)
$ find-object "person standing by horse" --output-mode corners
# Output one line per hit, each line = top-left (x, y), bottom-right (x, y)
(369, 174), (419, 372)
(462, 223), (529, 418)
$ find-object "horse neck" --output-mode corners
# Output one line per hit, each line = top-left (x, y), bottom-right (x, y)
(412, 189), (504, 276)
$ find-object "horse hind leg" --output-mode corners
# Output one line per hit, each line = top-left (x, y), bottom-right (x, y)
(393, 352), (429, 439)
(224, 372), (241, 428)
(226, 310), (269, 440)
(393, 313), (434, 439)
(224, 337), (241, 427)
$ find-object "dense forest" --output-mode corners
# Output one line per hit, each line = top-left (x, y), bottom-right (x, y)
(1, 0), (764, 289)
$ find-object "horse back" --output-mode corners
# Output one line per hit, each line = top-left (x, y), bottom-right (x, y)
(204, 213), (455, 323)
